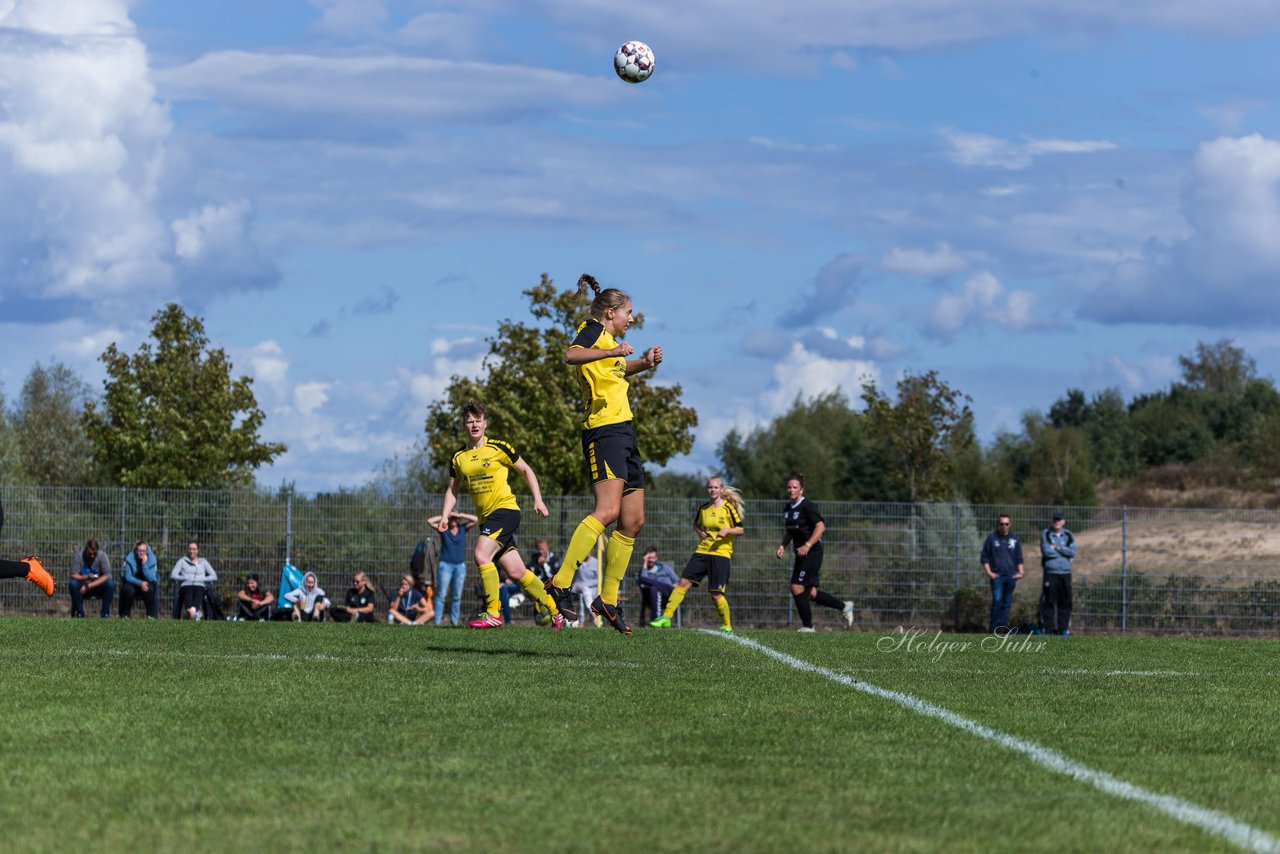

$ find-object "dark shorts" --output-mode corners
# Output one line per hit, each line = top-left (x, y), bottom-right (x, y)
(480, 508), (521, 560)
(582, 422), (645, 492)
(790, 542), (824, 587)
(682, 553), (731, 593)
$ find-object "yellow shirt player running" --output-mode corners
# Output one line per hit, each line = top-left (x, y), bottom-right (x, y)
(545, 274), (663, 636)
(436, 400), (565, 631)
(650, 477), (745, 632)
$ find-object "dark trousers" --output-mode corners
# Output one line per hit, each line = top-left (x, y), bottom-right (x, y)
(69, 577), (115, 618)
(637, 580), (675, 622)
(120, 581), (159, 619)
(237, 601), (272, 620)
(1040, 573), (1073, 634)
(178, 585), (205, 618)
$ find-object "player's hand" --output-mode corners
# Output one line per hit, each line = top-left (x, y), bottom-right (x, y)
(797, 544), (811, 557)
(645, 346), (663, 368)
(717, 528), (732, 537)
(613, 343), (634, 358)
(533, 500), (549, 518)
(776, 546), (785, 560)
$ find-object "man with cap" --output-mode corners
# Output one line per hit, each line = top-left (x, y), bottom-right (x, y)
(1040, 512), (1077, 636)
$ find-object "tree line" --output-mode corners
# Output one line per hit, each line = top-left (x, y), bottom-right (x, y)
(5, 279), (1276, 508)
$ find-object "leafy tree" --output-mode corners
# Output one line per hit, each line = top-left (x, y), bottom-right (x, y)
(0, 385), (21, 484)
(861, 370), (973, 503)
(14, 362), (99, 486)
(1128, 389), (1213, 466)
(646, 469), (710, 498)
(424, 274), (697, 494)
(83, 303), (286, 488)
(1179, 339), (1256, 394)
(1020, 414), (1096, 505)
(718, 392), (882, 500)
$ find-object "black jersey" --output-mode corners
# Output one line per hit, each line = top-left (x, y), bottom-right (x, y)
(784, 498), (824, 547)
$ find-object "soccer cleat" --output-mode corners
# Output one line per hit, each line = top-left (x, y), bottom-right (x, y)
(21, 557), (54, 597)
(649, 614), (671, 628)
(545, 584), (578, 623)
(590, 596), (631, 636)
(1060, 629), (1070, 637)
(720, 626), (734, 634)
(843, 600), (855, 628)
(551, 612), (566, 631)
(468, 613), (503, 629)
(797, 626), (816, 633)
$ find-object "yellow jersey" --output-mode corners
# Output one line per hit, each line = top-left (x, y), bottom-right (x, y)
(448, 437), (521, 521)
(570, 320), (633, 430)
(694, 500), (743, 558)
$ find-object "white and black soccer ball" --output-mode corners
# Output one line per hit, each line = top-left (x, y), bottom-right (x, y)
(614, 40), (654, 84)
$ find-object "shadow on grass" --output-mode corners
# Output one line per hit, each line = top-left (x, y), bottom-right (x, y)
(415, 642), (578, 660)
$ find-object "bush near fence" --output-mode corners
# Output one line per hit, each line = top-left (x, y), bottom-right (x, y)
(3, 487), (1280, 633)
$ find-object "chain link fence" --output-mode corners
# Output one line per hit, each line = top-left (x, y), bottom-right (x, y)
(2, 487), (1278, 633)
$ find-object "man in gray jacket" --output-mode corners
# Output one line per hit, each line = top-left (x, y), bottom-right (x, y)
(1040, 512), (1076, 636)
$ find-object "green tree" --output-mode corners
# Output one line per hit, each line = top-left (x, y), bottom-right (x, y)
(1178, 339), (1256, 394)
(0, 384), (21, 484)
(423, 274), (697, 493)
(83, 303), (286, 488)
(718, 392), (883, 500)
(861, 370), (973, 503)
(14, 362), (99, 486)
(1020, 414), (1096, 505)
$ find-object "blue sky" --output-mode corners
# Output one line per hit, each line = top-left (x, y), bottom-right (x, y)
(4, 0), (1280, 491)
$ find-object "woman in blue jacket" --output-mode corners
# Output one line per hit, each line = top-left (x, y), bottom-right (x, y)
(120, 540), (159, 618)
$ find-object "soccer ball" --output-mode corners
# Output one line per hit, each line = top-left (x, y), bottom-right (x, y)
(614, 40), (654, 84)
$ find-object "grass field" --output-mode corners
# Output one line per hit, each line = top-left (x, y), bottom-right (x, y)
(1, 619), (1278, 853)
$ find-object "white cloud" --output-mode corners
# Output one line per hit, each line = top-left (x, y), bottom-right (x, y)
(760, 341), (879, 416)
(880, 242), (968, 277)
(926, 272), (1036, 339)
(292, 381), (331, 415)
(1084, 134), (1280, 326)
(247, 341), (290, 398)
(940, 128), (1115, 170)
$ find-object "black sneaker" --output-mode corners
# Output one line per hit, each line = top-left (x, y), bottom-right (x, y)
(590, 596), (631, 636)
(546, 583), (578, 622)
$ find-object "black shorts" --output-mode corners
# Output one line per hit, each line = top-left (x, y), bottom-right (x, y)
(582, 422), (645, 492)
(790, 541), (824, 587)
(479, 508), (521, 560)
(682, 553), (731, 593)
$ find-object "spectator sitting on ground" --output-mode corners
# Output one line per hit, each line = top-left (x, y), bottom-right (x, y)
(69, 539), (115, 619)
(171, 541), (218, 621)
(236, 574), (274, 621)
(330, 571), (377, 623)
(388, 575), (433, 625)
(284, 571), (329, 621)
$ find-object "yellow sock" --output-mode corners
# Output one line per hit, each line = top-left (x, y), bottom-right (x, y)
(600, 531), (634, 605)
(517, 571), (557, 615)
(553, 515), (606, 588)
(715, 595), (731, 630)
(478, 563), (501, 615)
(663, 585), (688, 618)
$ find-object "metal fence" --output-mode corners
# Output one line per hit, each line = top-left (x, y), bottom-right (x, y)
(3, 487), (1279, 633)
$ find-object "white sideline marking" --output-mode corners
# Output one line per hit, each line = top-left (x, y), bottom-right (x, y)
(703, 630), (1279, 854)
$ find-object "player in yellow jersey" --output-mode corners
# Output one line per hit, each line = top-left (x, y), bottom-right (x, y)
(545, 274), (663, 636)
(436, 400), (565, 630)
(0, 499), (55, 597)
(650, 477), (744, 632)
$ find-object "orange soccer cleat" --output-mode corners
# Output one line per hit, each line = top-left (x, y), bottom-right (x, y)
(22, 556), (55, 597)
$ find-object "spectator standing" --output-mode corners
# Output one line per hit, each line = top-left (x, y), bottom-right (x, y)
(119, 541), (159, 619)
(980, 515), (1024, 634)
(426, 511), (475, 626)
(635, 547), (678, 625)
(1040, 512), (1076, 636)
(69, 539), (115, 618)
(0, 499), (55, 597)
(284, 571), (329, 622)
(236, 574), (275, 621)
(331, 572), (377, 623)
(171, 541), (217, 620)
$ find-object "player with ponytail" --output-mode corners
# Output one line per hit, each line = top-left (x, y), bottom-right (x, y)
(650, 476), (745, 632)
(544, 274), (663, 636)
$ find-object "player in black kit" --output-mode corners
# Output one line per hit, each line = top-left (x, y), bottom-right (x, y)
(775, 473), (854, 632)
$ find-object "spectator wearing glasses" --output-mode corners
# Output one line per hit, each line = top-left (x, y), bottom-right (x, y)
(981, 514), (1024, 633)
(331, 572), (378, 623)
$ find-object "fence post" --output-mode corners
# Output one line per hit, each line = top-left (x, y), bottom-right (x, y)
(1121, 505), (1128, 634)
(285, 490), (293, 567)
(118, 487), (127, 558)
(953, 501), (962, 632)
